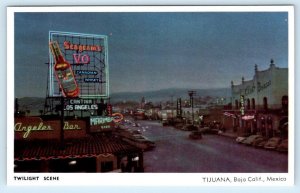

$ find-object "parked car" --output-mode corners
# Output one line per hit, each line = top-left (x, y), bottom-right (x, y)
(181, 124), (198, 131)
(242, 135), (264, 145)
(123, 135), (156, 151)
(236, 136), (246, 143)
(252, 137), (267, 147)
(198, 127), (210, 134)
(189, 131), (202, 140)
(264, 137), (282, 150)
(276, 139), (288, 152)
(254, 139), (268, 148)
(198, 127), (219, 134)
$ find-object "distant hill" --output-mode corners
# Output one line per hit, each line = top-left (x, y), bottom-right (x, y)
(110, 88), (231, 103)
(15, 88), (231, 114)
(16, 97), (45, 115)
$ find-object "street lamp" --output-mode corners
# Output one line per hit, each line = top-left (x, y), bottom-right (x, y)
(188, 90), (196, 125)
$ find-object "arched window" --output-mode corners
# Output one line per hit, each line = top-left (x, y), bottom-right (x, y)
(251, 98), (255, 109)
(282, 95), (288, 111)
(246, 99), (250, 110)
(263, 97), (268, 110)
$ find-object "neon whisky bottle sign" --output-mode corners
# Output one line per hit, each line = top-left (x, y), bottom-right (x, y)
(49, 41), (80, 97)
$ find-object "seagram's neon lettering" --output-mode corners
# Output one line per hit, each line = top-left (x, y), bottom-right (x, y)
(64, 41), (102, 52)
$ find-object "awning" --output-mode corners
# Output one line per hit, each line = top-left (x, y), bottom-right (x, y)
(14, 133), (140, 161)
(242, 115), (255, 120)
(223, 112), (236, 118)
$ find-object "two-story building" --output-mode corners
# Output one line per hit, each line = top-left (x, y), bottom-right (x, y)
(223, 59), (288, 139)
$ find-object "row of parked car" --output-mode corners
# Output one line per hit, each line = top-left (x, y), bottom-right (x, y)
(117, 120), (156, 151)
(236, 135), (288, 152)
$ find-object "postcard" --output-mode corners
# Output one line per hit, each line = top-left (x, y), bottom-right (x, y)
(7, 5), (294, 186)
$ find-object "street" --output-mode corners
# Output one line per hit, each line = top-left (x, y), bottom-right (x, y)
(133, 120), (288, 173)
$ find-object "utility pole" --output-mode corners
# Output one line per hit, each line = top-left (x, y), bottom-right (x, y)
(170, 95), (174, 123)
(188, 90), (196, 125)
(60, 94), (65, 149)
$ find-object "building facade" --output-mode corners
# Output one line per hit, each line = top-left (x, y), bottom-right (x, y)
(223, 59), (288, 139)
(14, 116), (144, 173)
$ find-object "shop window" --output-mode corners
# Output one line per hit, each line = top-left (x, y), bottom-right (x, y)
(251, 98), (255, 109)
(263, 97), (268, 110)
(246, 99), (250, 110)
(267, 116), (273, 138)
(260, 117), (266, 137)
(282, 95), (288, 111)
(101, 161), (113, 172)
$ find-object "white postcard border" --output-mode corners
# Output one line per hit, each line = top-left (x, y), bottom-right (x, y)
(7, 5), (295, 186)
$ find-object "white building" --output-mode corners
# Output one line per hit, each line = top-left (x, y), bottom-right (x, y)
(224, 59), (288, 138)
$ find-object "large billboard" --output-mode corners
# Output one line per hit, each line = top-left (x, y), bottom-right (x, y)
(48, 31), (109, 98)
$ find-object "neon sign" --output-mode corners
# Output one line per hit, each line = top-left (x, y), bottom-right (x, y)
(89, 116), (114, 132)
(49, 31), (109, 98)
(112, 113), (124, 123)
(49, 41), (79, 98)
(64, 41), (102, 52)
(73, 54), (90, 64)
(84, 78), (100, 83)
(240, 95), (245, 116)
(75, 70), (98, 75)
(14, 121), (81, 139)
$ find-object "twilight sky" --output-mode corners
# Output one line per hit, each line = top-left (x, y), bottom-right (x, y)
(14, 11), (288, 98)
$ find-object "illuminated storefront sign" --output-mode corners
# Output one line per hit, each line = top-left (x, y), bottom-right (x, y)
(242, 115), (255, 120)
(49, 31), (109, 98)
(240, 95), (245, 116)
(112, 113), (124, 123)
(14, 122), (53, 138)
(64, 99), (98, 111)
(90, 116), (114, 132)
(15, 120), (82, 139)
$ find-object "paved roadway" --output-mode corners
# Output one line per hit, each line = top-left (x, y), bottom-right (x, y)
(133, 120), (288, 173)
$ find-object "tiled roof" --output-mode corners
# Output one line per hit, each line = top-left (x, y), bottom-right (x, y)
(14, 133), (141, 161)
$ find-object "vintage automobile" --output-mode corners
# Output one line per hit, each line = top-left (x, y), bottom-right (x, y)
(181, 124), (198, 131)
(241, 135), (264, 146)
(123, 134), (156, 151)
(253, 138), (268, 148)
(236, 136), (247, 143)
(264, 137), (282, 150)
(276, 139), (288, 152)
(252, 137), (268, 147)
(189, 131), (202, 140)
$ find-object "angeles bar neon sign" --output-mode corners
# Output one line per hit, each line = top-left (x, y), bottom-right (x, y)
(64, 41), (102, 52)
(15, 121), (82, 139)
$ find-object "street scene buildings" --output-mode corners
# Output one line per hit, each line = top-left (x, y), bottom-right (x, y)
(12, 10), (290, 174)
